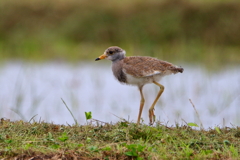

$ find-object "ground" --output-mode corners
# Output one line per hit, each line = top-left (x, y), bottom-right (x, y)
(0, 118), (240, 159)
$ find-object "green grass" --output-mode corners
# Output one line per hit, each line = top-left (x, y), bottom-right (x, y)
(0, 119), (240, 159)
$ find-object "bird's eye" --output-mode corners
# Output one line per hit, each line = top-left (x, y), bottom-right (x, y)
(109, 51), (113, 55)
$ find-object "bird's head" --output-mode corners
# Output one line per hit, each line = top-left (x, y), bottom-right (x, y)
(95, 46), (126, 62)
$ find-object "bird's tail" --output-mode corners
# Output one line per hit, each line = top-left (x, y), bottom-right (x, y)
(176, 67), (184, 73)
(168, 66), (184, 73)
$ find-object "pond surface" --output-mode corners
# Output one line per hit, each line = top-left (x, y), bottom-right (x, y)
(0, 62), (239, 128)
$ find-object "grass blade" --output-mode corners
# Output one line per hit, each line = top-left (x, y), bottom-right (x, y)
(189, 99), (203, 130)
(61, 98), (78, 125)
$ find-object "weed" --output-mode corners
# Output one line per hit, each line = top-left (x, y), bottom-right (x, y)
(124, 143), (146, 159)
(58, 132), (69, 142)
(85, 112), (92, 120)
(188, 122), (199, 127)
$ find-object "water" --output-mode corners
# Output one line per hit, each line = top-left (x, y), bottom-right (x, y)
(0, 61), (239, 128)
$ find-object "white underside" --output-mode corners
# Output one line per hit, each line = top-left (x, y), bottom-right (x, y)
(125, 70), (173, 86)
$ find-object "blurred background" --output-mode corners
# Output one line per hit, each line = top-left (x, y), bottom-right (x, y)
(0, 0), (239, 127)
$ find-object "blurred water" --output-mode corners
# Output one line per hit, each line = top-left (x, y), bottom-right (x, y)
(0, 62), (239, 128)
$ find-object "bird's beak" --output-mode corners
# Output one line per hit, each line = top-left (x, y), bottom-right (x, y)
(95, 53), (107, 61)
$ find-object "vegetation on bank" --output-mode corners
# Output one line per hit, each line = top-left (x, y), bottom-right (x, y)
(0, 0), (240, 67)
(0, 118), (240, 159)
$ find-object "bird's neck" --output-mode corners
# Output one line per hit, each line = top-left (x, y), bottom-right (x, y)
(111, 54), (125, 62)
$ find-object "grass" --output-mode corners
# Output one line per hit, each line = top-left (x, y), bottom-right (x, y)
(0, 118), (240, 159)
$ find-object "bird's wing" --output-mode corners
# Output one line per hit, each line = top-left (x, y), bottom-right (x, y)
(122, 56), (174, 77)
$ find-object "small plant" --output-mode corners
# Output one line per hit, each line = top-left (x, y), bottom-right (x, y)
(88, 146), (99, 152)
(58, 132), (69, 142)
(124, 143), (146, 159)
(201, 150), (213, 155)
(4, 139), (12, 144)
(214, 127), (221, 134)
(229, 145), (239, 157)
(23, 143), (33, 150)
(223, 140), (230, 145)
(187, 122), (199, 127)
(78, 144), (84, 147)
(181, 144), (194, 157)
(85, 112), (92, 120)
(50, 144), (60, 149)
(86, 137), (91, 143)
(102, 146), (111, 151)
(44, 132), (55, 142)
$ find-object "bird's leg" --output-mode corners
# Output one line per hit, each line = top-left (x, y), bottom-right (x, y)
(149, 81), (164, 125)
(137, 86), (145, 125)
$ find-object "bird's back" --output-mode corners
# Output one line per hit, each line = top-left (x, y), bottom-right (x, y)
(122, 56), (183, 77)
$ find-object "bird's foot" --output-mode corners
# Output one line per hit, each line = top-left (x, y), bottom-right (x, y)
(149, 109), (156, 125)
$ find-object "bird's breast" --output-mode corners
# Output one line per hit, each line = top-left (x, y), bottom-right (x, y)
(112, 62), (127, 83)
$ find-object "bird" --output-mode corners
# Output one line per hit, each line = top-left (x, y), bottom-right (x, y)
(95, 46), (183, 125)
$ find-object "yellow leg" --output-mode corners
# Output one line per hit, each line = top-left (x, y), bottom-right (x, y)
(137, 86), (145, 125)
(149, 81), (164, 125)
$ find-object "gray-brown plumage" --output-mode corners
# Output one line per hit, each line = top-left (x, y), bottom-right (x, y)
(95, 46), (183, 125)
(123, 56), (183, 76)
